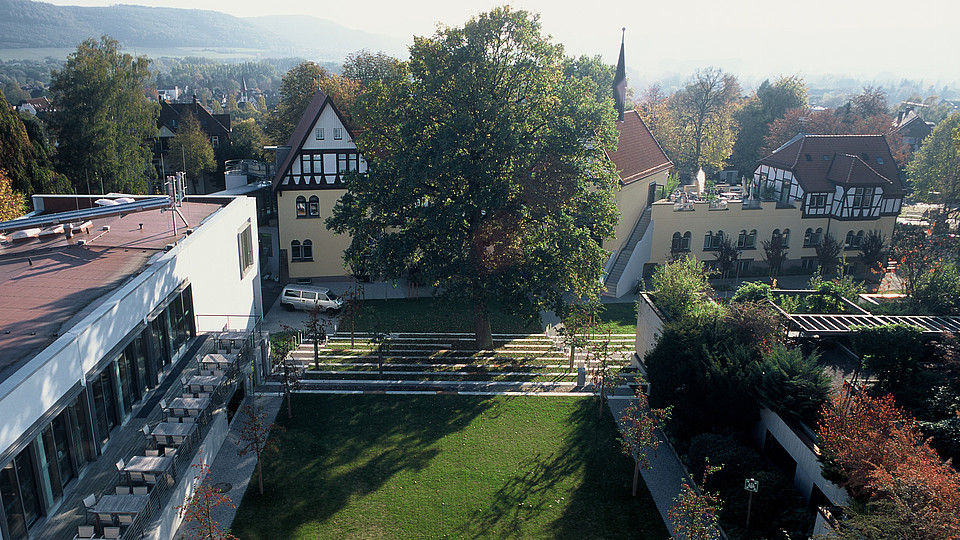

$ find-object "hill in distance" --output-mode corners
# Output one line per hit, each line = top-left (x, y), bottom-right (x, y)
(0, 0), (408, 61)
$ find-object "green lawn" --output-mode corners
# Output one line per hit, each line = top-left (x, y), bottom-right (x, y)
(230, 395), (665, 539)
(349, 297), (636, 335)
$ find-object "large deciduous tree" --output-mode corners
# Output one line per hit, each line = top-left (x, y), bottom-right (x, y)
(166, 114), (215, 193)
(670, 68), (741, 176)
(907, 112), (960, 219)
(267, 62), (359, 145)
(341, 49), (402, 91)
(50, 36), (158, 194)
(328, 7), (620, 348)
(729, 76), (806, 175)
(0, 88), (69, 199)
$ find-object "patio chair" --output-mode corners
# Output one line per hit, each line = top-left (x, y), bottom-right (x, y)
(115, 486), (131, 495)
(141, 425), (151, 437)
(103, 526), (121, 539)
(76, 525), (95, 539)
(117, 514), (134, 526)
(181, 416), (195, 423)
(172, 408), (186, 417)
(128, 471), (144, 484)
(196, 393), (210, 399)
(96, 512), (115, 527)
(132, 486), (148, 496)
(159, 399), (167, 409)
(161, 448), (176, 458)
(171, 435), (185, 445)
(144, 473), (157, 485)
(115, 458), (125, 471)
(145, 449), (159, 457)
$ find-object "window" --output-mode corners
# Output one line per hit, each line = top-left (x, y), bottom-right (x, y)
(804, 227), (823, 247)
(852, 187), (874, 210)
(315, 127), (324, 140)
(876, 157), (884, 165)
(334, 127), (343, 140)
(846, 230), (864, 249)
(770, 229), (790, 248)
(211, 136), (219, 148)
(296, 196), (306, 218)
(704, 230), (725, 250)
(238, 223), (254, 277)
(291, 240), (302, 261)
(308, 196), (319, 217)
(737, 229), (757, 249)
(822, 154), (831, 161)
(672, 232), (691, 252)
(809, 194), (828, 209)
(301, 239), (313, 261)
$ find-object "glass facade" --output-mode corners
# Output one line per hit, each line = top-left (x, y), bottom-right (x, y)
(0, 286), (196, 539)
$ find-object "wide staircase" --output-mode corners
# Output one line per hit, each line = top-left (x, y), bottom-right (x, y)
(603, 206), (652, 297)
(278, 331), (637, 395)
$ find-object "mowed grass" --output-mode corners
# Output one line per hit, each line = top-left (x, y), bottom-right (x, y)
(351, 298), (637, 335)
(230, 395), (665, 540)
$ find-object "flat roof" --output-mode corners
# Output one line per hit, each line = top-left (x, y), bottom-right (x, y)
(0, 200), (226, 382)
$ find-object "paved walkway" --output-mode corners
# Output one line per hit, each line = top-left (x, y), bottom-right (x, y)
(172, 393), (283, 539)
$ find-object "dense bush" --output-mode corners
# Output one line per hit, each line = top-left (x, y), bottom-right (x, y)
(687, 434), (813, 539)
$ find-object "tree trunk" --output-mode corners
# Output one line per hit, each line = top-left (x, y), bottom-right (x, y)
(569, 344), (576, 370)
(473, 302), (493, 350)
(257, 458), (264, 494)
(632, 459), (639, 497)
(313, 337), (319, 371)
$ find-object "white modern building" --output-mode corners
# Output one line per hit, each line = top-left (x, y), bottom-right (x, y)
(0, 194), (262, 540)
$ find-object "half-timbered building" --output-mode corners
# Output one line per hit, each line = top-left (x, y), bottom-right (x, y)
(646, 134), (903, 276)
(272, 89), (367, 278)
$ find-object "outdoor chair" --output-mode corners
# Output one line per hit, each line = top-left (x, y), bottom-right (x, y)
(162, 448), (175, 458)
(159, 399), (167, 409)
(172, 408), (185, 417)
(181, 417), (195, 423)
(117, 514), (134, 526)
(127, 471), (143, 484)
(115, 459), (125, 471)
(96, 512), (115, 527)
(115, 486), (130, 495)
(104, 526), (121, 539)
(76, 525), (95, 539)
(145, 449), (159, 456)
(132, 486), (148, 495)
(144, 473), (157, 485)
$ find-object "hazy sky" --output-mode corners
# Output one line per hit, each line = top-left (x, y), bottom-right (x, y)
(43, 0), (960, 83)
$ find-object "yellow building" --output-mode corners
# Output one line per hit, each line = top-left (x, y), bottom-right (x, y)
(602, 110), (673, 296)
(645, 134), (903, 276)
(272, 90), (365, 278)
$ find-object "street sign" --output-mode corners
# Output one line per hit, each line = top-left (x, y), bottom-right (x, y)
(744, 478), (758, 492)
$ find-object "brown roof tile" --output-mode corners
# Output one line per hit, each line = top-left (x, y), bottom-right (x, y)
(606, 110), (672, 184)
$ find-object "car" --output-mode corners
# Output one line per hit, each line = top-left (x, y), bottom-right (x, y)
(279, 285), (343, 314)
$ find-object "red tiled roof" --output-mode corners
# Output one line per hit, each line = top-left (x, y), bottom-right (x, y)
(758, 134), (903, 196)
(606, 110), (672, 184)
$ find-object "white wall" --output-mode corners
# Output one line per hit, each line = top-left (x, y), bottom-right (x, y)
(0, 197), (261, 455)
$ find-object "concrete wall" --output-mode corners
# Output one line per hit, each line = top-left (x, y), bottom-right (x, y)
(145, 410), (229, 540)
(752, 408), (848, 506)
(648, 199), (897, 269)
(635, 293), (666, 361)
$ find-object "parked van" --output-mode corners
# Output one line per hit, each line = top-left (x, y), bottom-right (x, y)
(280, 285), (343, 314)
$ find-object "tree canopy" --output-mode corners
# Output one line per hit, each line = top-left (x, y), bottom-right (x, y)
(50, 35), (158, 194)
(267, 61), (359, 145)
(0, 88), (68, 199)
(729, 76), (806, 175)
(907, 112), (960, 217)
(166, 114), (215, 192)
(327, 7), (620, 347)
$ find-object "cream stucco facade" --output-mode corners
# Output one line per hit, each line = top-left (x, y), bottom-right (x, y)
(610, 169), (669, 252)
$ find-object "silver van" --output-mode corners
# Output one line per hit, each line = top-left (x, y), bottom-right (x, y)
(280, 285), (343, 314)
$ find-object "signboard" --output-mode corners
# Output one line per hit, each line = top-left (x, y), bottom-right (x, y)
(744, 478), (759, 492)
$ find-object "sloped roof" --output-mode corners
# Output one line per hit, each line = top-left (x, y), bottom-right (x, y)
(606, 110), (672, 184)
(271, 89), (358, 191)
(757, 134), (903, 195)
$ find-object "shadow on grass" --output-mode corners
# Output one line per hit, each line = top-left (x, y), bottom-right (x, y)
(231, 394), (496, 540)
(457, 398), (666, 540)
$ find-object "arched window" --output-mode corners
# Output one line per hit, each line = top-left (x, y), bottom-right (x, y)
(672, 232), (683, 252)
(852, 230), (864, 249)
(814, 228), (823, 246)
(291, 240), (302, 261)
(782, 229), (790, 247)
(302, 239), (313, 261)
(845, 230), (855, 248)
(738, 229), (748, 248)
(803, 228), (813, 247)
(704, 231), (714, 250)
(747, 229), (757, 248)
(714, 230), (725, 250)
(308, 195), (319, 217)
(772, 228), (781, 242)
(296, 196), (306, 218)
(682, 232), (691, 251)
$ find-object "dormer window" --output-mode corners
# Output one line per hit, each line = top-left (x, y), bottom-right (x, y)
(822, 155), (830, 161)
(805, 154), (812, 161)
(876, 157), (884, 165)
(334, 128), (343, 140)
(315, 127), (324, 140)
